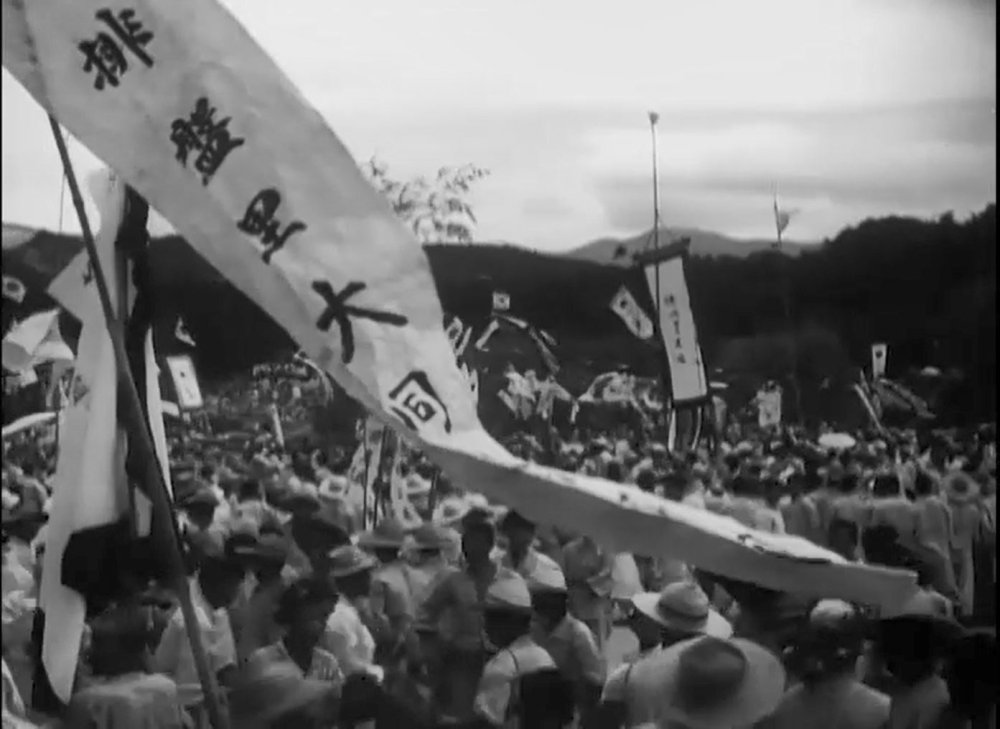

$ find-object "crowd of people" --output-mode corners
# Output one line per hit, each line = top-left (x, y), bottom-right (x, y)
(2, 396), (997, 728)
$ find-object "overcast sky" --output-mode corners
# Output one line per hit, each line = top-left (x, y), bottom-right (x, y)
(2, 0), (995, 252)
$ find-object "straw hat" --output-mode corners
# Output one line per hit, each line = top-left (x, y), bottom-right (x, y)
(357, 518), (407, 550)
(630, 582), (732, 639)
(942, 471), (980, 505)
(327, 544), (377, 579)
(483, 572), (532, 613)
(231, 533), (290, 565)
(651, 636), (785, 729)
(526, 559), (567, 594)
(409, 523), (452, 551)
(229, 661), (334, 726)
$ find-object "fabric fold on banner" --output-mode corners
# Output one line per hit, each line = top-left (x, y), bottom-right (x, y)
(3, 0), (916, 610)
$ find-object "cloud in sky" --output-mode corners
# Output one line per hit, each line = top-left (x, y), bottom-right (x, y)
(2, 0), (995, 251)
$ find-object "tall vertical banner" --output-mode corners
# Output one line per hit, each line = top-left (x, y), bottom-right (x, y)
(641, 249), (709, 404)
(2, 0), (917, 609)
(871, 343), (888, 379)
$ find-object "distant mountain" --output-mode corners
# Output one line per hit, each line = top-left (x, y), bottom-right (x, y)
(570, 227), (815, 264)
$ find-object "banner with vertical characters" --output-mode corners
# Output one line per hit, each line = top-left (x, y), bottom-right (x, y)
(2, 0), (917, 609)
(642, 250), (709, 403)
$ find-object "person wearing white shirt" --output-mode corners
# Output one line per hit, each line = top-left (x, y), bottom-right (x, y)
(319, 546), (384, 683)
(153, 552), (245, 719)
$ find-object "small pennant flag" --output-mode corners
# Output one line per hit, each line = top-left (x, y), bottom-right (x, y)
(174, 316), (196, 347)
(2, 275), (26, 303)
(610, 285), (654, 340)
(773, 192), (797, 244)
(492, 291), (510, 312)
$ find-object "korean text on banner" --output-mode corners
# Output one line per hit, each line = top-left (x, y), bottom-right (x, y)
(643, 255), (708, 403)
(2, 0), (917, 610)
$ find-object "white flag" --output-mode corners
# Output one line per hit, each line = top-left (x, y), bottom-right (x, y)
(1, 309), (73, 371)
(2, 0), (916, 609)
(609, 285), (654, 340)
(40, 170), (131, 703)
(492, 291), (510, 312)
(871, 343), (888, 379)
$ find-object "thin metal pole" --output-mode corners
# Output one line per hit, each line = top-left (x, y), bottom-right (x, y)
(48, 117), (231, 729)
(774, 186), (804, 425)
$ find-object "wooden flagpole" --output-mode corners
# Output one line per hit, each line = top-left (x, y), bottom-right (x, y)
(48, 118), (231, 729)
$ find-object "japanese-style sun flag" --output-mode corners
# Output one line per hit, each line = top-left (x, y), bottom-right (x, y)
(2, 274), (26, 303)
(609, 285), (654, 340)
(492, 290), (511, 312)
(2, 0), (918, 609)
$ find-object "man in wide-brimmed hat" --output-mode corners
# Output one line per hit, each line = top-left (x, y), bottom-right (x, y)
(767, 599), (890, 729)
(474, 572), (571, 728)
(231, 533), (292, 663)
(527, 557), (604, 725)
(319, 545), (383, 682)
(626, 635), (785, 729)
(873, 590), (965, 729)
(599, 581), (733, 727)
(357, 519), (417, 667)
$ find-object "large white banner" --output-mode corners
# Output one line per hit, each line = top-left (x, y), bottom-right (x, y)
(2, 0), (916, 609)
(643, 255), (709, 403)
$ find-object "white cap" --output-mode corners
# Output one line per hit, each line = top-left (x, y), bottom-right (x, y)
(485, 573), (532, 611)
(528, 559), (567, 593)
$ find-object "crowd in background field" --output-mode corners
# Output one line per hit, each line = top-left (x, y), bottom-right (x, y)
(2, 398), (997, 728)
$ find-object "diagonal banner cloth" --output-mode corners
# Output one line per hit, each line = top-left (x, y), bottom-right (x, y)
(3, 0), (916, 609)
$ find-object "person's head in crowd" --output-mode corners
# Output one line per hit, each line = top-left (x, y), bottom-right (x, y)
(482, 573), (534, 651)
(628, 581), (733, 651)
(357, 518), (407, 565)
(942, 628), (997, 724)
(761, 477), (782, 508)
(199, 464), (218, 487)
(828, 518), (859, 562)
(605, 461), (625, 483)
(461, 514), (496, 568)
(234, 533), (289, 583)
(86, 602), (155, 678)
(872, 472), (902, 499)
(636, 469), (657, 494)
(929, 436), (950, 469)
(731, 474), (761, 499)
(238, 478), (264, 503)
(528, 564), (569, 633)
(660, 472), (688, 502)
(275, 577), (338, 652)
(197, 545), (248, 610)
(327, 545), (376, 600)
(499, 510), (536, 559)
(180, 489), (218, 531)
(913, 470), (936, 499)
(784, 600), (867, 685)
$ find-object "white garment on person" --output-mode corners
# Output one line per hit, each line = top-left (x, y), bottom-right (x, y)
(153, 578), (237, 707)
(474, 635), (555, 728)
(320, 598), (383, 682)
(600, 646), (661, 705)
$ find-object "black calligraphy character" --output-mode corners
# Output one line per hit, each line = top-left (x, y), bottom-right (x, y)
(170, 97), (245, 185)
(663, 294), (677, 307)
(388, 371), (452, 434)
(311, 280), (408, 365)
(237, 189), (307, 262)
(79, 9), (154, 90)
